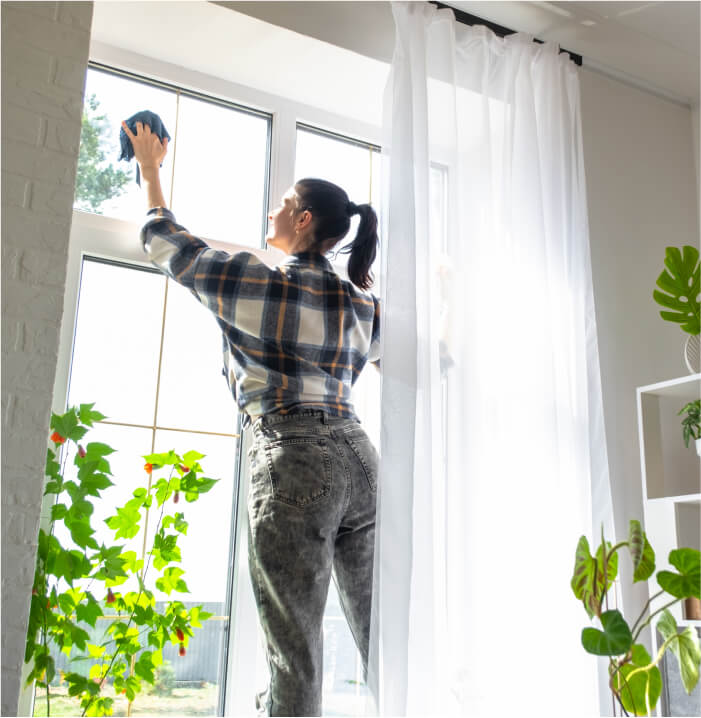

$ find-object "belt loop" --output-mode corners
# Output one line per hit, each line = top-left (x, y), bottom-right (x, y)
(320, 411), (328, 425)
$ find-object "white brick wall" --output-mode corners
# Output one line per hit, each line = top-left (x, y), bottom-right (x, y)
(1, 3), (93, 715)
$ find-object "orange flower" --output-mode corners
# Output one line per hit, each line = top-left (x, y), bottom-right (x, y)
(179, 643), (186, 657)
(50, 431), (66, 444)
(144, 463), (153, 474)
(173, 491), (180, 504)
(106, 588), (116, 604)
(176, 628), (184, 642)
(179, 465), (189, 473)
(78, 445), (86, 458)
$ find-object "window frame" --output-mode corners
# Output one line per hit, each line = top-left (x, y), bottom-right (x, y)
(50, 46), (386, 717)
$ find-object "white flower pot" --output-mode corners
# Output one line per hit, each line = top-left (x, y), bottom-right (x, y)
(696, 438), (701, 458)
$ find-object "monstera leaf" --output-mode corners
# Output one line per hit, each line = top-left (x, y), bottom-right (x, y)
(653, 245), (700, 335)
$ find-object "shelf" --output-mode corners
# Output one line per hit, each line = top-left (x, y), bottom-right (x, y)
(648, 494), (701, 504)
(638, 373), (701, 398)
(637, 375), (701, 501)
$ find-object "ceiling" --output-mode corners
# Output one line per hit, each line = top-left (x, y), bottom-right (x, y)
(449, 1), (699, 105)
(91, 1), (699, 111)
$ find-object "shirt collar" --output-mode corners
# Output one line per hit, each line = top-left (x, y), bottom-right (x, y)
(281, 251), (334, 272)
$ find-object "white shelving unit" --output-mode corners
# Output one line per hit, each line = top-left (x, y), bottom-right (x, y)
(636, 374), (701, 716)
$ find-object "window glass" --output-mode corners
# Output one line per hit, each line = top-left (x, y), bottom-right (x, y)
(157, 278), (238, 434)
(149, 429), (237, 605)
(59, 256), (240, 717)
(74, 69), (177, 221)
(170, 95), (269, 247)
(67, 259), (166, 426)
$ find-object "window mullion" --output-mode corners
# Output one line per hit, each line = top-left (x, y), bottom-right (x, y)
(268, 105), (298, 228)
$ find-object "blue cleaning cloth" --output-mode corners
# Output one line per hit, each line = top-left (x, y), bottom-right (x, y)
(118, 110), (171, 187)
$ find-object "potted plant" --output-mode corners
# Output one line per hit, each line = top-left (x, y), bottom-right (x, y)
(571, 519), (700, 716)
(678, 399), (701, 457)
(25, 403), (219, 717)
(652, 245), (700, 373)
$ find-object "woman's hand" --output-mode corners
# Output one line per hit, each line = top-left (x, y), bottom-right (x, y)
(121, 120), (168, 170)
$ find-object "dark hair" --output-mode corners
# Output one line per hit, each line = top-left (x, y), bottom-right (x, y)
(294, 177), (378, 290)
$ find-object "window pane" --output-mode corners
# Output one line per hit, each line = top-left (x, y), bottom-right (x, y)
(51, 423), (154, 598)
(156, 279), (238, 434)
(149, 429), (238, 605)
(143, 429), (239, 715)
(75, 68), (177, 221)
(171, 95), (269, 247)
(67, 259), (165, 426)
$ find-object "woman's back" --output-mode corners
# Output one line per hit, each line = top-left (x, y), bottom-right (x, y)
(218, 250), (380, 421)
(140, 207), (380, 423)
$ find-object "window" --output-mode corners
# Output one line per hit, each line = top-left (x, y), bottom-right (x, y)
(38, 65), (271, 717)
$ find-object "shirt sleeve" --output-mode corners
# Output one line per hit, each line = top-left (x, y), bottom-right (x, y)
(368, 294), (381, 363)
(140, 207), (262, 323)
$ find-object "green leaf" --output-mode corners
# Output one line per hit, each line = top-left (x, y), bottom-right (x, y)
(134, 651), (155, 683)
(119, 550), (144, 574)
(53, 549), (91, 586)
(105, 506), (141, 540)
(67, 519), (99, 550)
(144, 450), (179, 467)
(657, 609), (701, 695)
(79, 403), (106, 426)
(155, 567), (189, 595)
(58, 589), (77, 616)
(84, 442), (115, 459)
(581, 609), (633, 656)
(571, 533), (617, 619)
(181, 473), (218, 496)
(65, 671), (89, 697)
(657, 548), (701, 599)
(87, 643), (106, 658)
(50, 503), (68, 521)
(80, 473), (114, 497)
(182, 449), (205, 468)
(614, 661), (662, 716)
(75, 592), (103, 628)
(125, 675), (140, 701)
(628, 520), (655, 582)
(152, 533), (181, 570)
(653, 245), (700, 335)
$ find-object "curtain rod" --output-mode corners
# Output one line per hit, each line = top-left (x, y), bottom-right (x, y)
(429, 2), (583, 66)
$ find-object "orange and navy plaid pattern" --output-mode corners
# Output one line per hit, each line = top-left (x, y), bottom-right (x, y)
(140, 207), (380, 425)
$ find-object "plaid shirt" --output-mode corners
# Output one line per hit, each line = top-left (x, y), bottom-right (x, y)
(140, 207), (380, 425)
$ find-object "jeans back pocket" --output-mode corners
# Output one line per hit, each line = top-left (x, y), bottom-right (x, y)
(262, 437), (332, 509)
(346, 434), (378, 492)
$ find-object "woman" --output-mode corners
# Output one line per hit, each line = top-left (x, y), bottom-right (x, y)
(123, 120), (380, 717)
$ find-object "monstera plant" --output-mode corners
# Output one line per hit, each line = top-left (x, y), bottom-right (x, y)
(572, 519), (700, 716)
(653, 245), (700, 335)
(653, 245), (700, 373)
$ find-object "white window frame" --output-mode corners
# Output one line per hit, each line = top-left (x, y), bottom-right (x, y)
(49, 42), (385, 717)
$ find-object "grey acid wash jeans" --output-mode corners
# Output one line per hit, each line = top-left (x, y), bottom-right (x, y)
(246, 409), (378, 717)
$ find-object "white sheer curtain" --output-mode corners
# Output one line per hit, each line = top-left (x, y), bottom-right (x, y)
(366, 3), (616, 716)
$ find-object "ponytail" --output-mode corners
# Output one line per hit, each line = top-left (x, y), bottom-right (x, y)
(293, 177), (379, 290)
(339, 204), (378, 290)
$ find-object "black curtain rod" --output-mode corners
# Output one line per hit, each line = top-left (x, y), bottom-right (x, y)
(430, 2), (583, 66)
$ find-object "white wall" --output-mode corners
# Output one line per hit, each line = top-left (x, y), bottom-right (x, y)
(579, 66), (699, 654)
(1, 3), (93, 716)
(692, 103), (700, 226)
